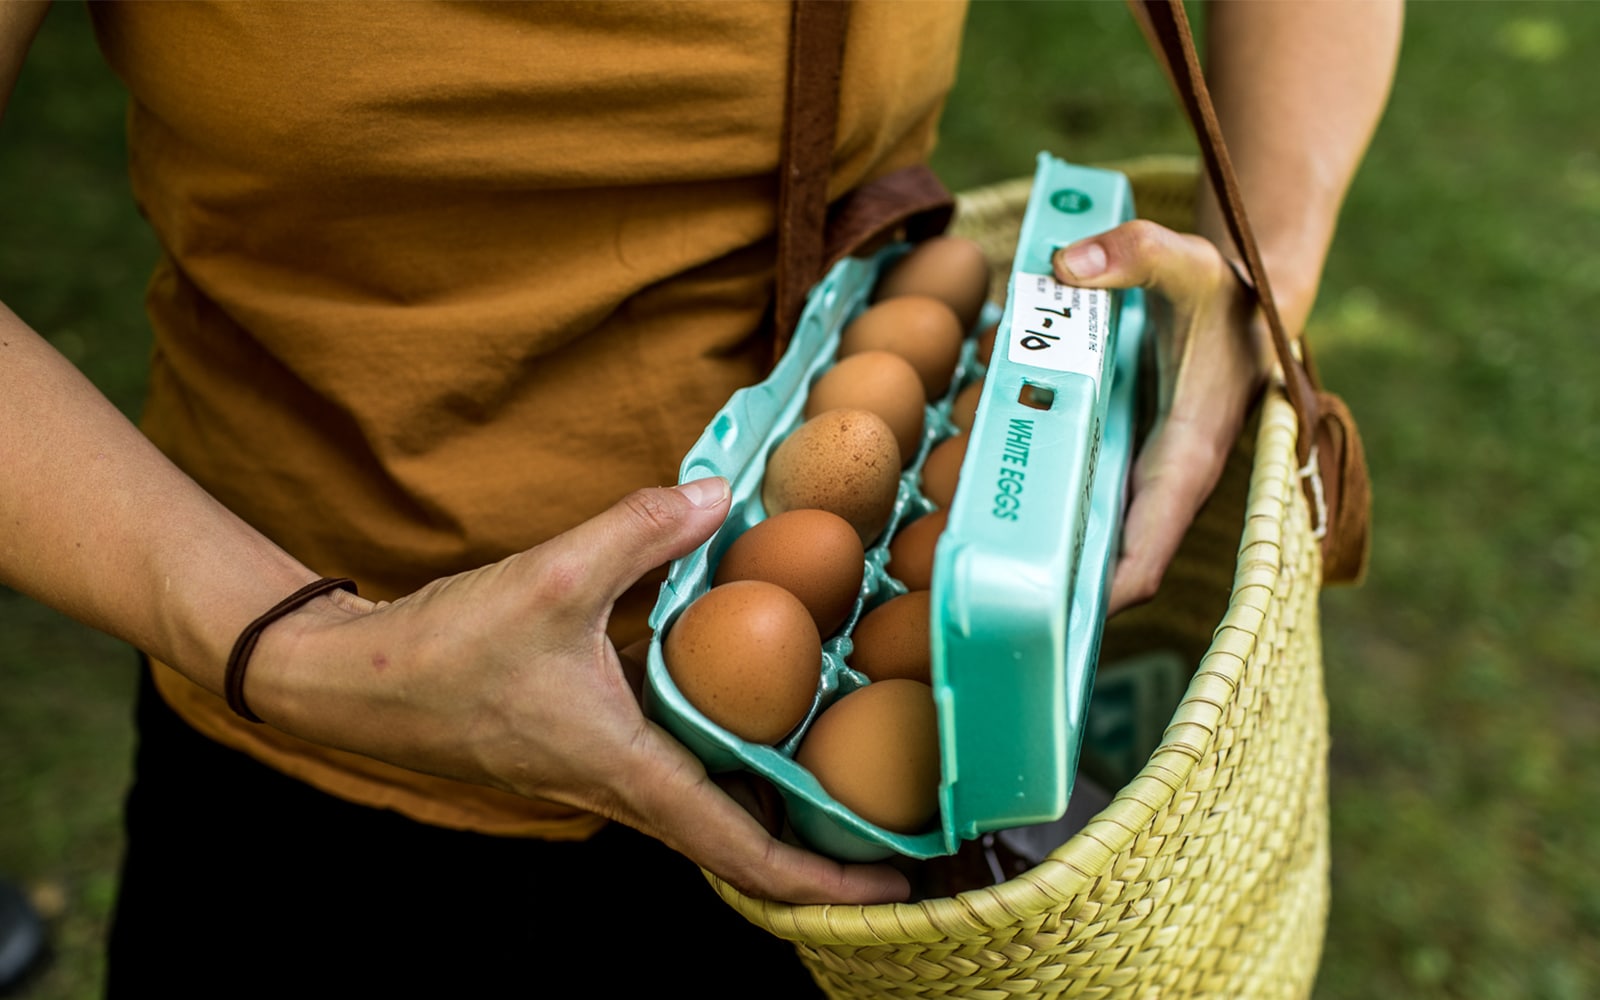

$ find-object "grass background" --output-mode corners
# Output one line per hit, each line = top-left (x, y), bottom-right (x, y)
(2, 2), (1597, 997)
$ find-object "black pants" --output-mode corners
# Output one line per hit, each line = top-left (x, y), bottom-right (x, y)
(107, 663), (821, 998)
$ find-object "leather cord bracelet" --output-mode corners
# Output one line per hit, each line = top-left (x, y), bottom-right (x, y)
(224, 577), (358, 723)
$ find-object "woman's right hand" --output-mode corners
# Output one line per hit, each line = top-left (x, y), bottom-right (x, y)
(248, 477), (910, 906)
(2, 294), (900, 904)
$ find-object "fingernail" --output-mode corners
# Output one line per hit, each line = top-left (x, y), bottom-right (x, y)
(1056, 240), (1107, 280)
(675, 477), (729, 509)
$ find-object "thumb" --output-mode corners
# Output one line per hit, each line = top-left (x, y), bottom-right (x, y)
(535, 477), (731, 613)
(1052, 219), (1225, 304)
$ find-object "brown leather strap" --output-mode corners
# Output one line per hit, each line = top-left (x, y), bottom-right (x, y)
(773, 2), (957, 363)
(1137, 0), (1371, 583)
(225, 577), (358, 723)
(822, 164), (954, 274)
(1137, 0), (1320, 463)
(775, 0), (850, 353)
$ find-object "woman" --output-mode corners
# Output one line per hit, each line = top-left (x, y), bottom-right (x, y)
(0, 1), (1400, 993)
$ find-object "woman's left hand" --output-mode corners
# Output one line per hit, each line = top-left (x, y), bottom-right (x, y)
(1054, 220), (1270, 616)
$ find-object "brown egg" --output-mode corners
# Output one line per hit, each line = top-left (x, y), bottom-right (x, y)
(663, 580), (821, 744)
(849, 591), (932, 685)
(950, 379), (984, 433)
(920, 434), (968, 508)
(887, 510), (947, 592)
(713, 509), (864, 638)
(762, 409), (901, 545)
(795, 679), (941, 834)
(875, 236), (991, 333)
(805, 351), (926, 466)
(975, 321), (999, 365)
(839, 297), (963, 401)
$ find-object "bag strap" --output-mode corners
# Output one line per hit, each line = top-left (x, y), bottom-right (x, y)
(775, 0), (851, 355)
(773, 0), (955, 360)
(1135, 0), (1371, 582)
(1134, 0), (1320, 459)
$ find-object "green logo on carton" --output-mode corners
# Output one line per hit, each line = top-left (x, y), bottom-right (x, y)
(1050, 189), (1093, 214)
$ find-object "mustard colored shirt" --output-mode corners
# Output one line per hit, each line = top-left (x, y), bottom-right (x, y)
(89, 1), (967, 835)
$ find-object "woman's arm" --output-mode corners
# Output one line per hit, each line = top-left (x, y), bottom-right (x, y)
(1200, 0), (1405, 335)
(1058, 0), (1402, 611)
(1, 300), (319, 688)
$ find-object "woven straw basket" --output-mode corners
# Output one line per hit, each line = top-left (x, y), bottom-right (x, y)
(709, 156), (1331, 999)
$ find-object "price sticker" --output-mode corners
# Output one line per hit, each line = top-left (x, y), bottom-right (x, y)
(1005, 272), (1110, 391)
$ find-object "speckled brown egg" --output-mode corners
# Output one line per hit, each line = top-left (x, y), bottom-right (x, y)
(950, 379), (984, 434)
(875, 236), (991, 334)
(713, 509), (864, 638)
(920, 433), (968, 508)
(838, 297), (963, 401)
(663, 580), (821, 744)
(795, 678), (941, 834)
(848, 591), (932, 685)
(762, 409), (901, 545)
(887, 510), (947, 592)
(805, 351), (926, 466)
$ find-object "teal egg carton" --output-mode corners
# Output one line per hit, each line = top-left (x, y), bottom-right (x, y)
(645, 154), (1146, 861)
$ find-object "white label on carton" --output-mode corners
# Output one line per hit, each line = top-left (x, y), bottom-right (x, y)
(1006, 273), (1110, 390)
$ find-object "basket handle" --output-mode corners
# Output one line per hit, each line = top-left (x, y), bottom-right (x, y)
(1133, 0), (1371, 582)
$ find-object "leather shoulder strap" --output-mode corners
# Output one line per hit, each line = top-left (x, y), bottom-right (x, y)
(1135, 0), (1321, 465)
(774, 1), (956, 360)
(775, 0), (851, 353)
(1135, 0), (1372, 582)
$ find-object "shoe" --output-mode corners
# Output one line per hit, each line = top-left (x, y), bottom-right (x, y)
(0, 878), (46, 995)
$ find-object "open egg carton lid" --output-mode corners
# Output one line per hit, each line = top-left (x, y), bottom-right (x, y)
(645, 154), (1146, 861)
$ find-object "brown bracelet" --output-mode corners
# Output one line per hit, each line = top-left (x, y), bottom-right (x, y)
(224, 577), (358, 723)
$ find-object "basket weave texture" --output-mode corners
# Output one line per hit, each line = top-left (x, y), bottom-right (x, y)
(709, 157), (1332, 999)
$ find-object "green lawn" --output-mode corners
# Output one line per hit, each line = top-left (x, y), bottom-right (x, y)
(3, 3), (1598, 998)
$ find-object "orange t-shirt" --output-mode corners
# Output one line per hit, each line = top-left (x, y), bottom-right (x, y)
(89, 1), (967, 835)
